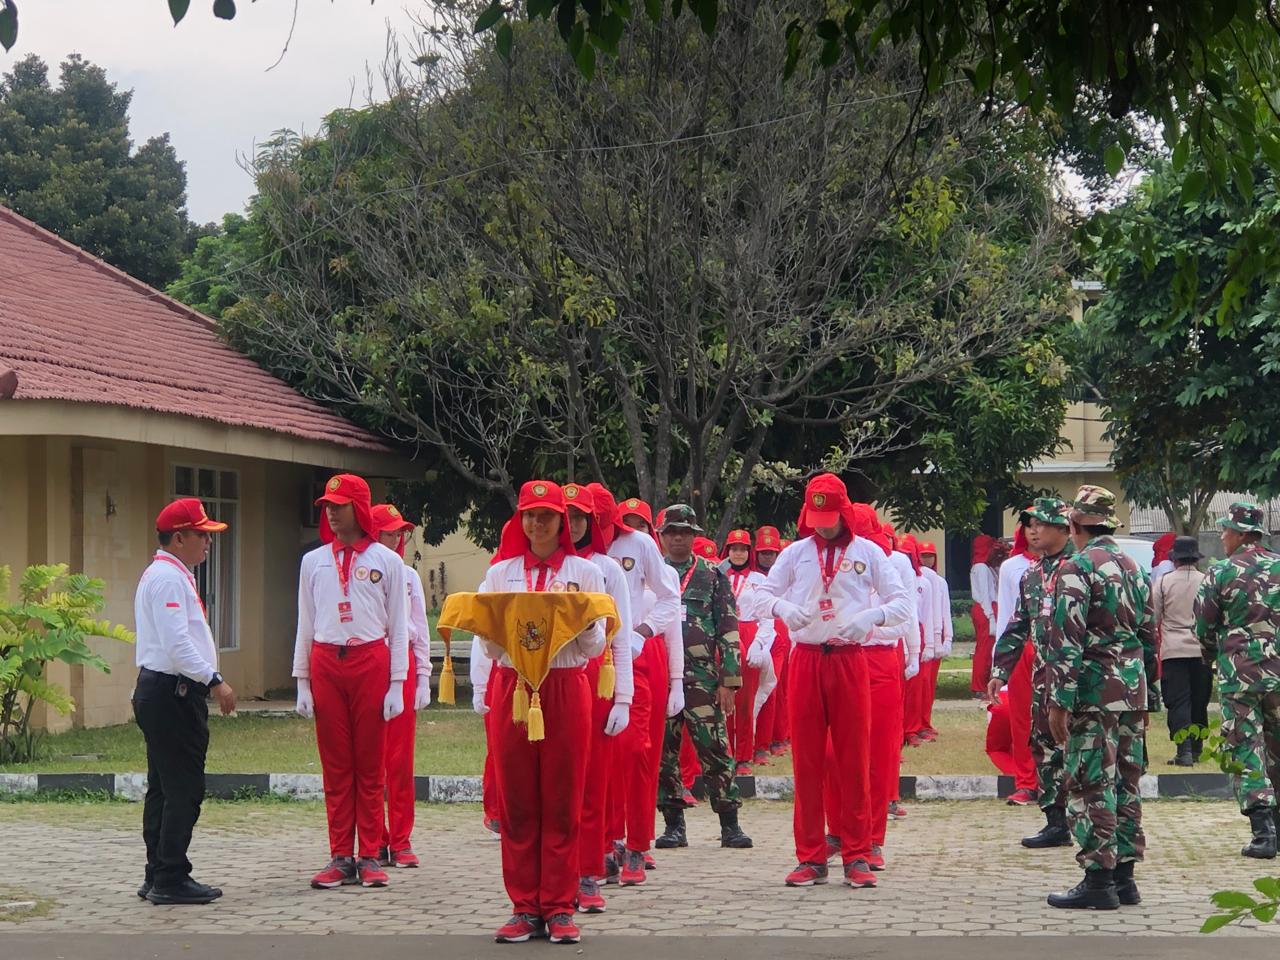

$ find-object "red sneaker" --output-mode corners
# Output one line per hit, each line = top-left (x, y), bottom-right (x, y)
(735, 762), (752, 777)
(576, 876), (606, 914)
(546, 913), (581, 944)
(769, 741), (787, 757)
(375, 844), (392, 867)
(785, 862), (829, 886)
(309, 856), (357, 889)
(887, 801), (908, 821)
(602, 850), (620, 885)
(843, 858), (877, 888)
(619, 849), (646, 886)
(866, 845), (886, 871)
(356, 857), (389, 887)
(824, 834), (841, 862)
(390, 848), (420, 868)
(484, 817), (501, 838)
(1006, 787), (1038, 806)
(643, 852), (656, 870)
(919, 728), (939, 742)
(752, 749), (770, 765)
(905, 733), (923, 747)
(495, 913), (544, 943)
(681, 788), (699, 806)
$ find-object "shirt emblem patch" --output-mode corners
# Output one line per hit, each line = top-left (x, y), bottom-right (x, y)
(369, 569), (382, 584)
(839, 559), (854, 573)
(853, 561), (866, 575)
(355, 567), (370, 581)
(621, 557), (635, 571)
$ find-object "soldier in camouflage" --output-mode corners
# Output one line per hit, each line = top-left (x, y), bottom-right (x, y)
(1194, 501), (1280, 859)
(654, 504), (752, 850)
(1043, 485), (1158, 910)
(988, 497), (1074, 849)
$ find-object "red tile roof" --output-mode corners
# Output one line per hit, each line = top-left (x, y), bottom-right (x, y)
(0, 205), (393, 454)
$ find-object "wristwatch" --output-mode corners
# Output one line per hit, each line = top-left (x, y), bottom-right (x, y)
(209, 672), (225, 689)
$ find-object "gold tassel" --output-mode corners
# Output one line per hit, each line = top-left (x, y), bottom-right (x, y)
(512, 680), (530, 724)
(597, 646), (616, 700)
(437, 654), (456, 706)
(526, 690), (545, 742)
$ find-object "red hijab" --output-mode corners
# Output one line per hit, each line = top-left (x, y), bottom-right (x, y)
(589, 484), (630, 545)
(971, 533), (995, 565)
(851, 503), (892, 556)
(490, 480), (576, 565)
(797, 473), (859, 541)
(1153, 532), (1176, 566)
(1011, 525), (1034, 560)
(897, 533), (923, 575)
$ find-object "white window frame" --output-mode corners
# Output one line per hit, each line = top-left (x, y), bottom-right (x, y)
(170, 463), (241, 652)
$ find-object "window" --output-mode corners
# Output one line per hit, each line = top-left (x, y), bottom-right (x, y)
(172, 465), (240, 651)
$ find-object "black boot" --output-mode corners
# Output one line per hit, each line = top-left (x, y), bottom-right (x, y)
(1190, 737), (1204, 763)
(1113, 860), (1140, 905)
(1171, 741), (1194, 767)
(1022, 806), (1073, 849)
(655, 808), (687, 849)
(718, 808), (753, 849)
(1242, 807), (1278, 859)
(1047, 868), (1120, 910)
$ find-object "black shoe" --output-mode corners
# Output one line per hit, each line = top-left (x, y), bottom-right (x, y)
(655, 808), (688, 849)
(1190, 738), (1204, 762)
(146, 878), (223, 905)
(1243, 807), (1278, 859)
(136, 880), (152, 900)
(1171, 741), (1194, 767)
(1113, 860), (1140, 905)
(718, 808), (753, 849)
(1047, 869), (1119, 910)
(1022, 806), (1073, 849)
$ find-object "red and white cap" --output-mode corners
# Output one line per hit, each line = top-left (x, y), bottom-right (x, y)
(156, 498), (227, 534)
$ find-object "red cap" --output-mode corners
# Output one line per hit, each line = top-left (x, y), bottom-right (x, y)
(315, 473), (374, 544)
(491, 480), (575, 564)
(618, 496), (654, 528)
(920, 541), (938, 556)
(720, 529), (753, 563)
(156, 498), (227, 534)
(897, 533), (923, 575)
(797, 473), (857, 539)
(371, 503), (414, 535)
(563, 483), (608, 555)
(692, 536), (719, 561)
(754, 526), (782, 552)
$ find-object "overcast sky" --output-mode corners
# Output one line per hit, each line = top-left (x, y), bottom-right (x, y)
(8, 1), (424, 224)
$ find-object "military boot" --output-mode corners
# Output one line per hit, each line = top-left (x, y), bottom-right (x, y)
(1242, 808), (1278, 859)
(718, 808), (753, 848)
(1113, 860), (1140, 905)
(1171, 741), (1194, 767)
(1022, 806), (1072, 849)
(1046, 868), (1120, 910)
(655, 809), (687, 849)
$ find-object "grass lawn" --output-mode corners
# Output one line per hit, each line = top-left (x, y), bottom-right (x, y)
(3, 679), (1223, 778)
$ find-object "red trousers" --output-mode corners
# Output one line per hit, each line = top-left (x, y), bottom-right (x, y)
(753, 630), (790, 755)
(381, 650), (419, 851)
(791, 644), (871, 865)
(680, 728), (701, 789)
(310, 640), (390, 859)
(864, 645), (904, 848)
(772, 624), (791, 744)
(482, 663), (501, 824)
(730, 622), (760, 764)
(970, 604), (995, 692)
(986, 695), (1015, 775)
(1007, 644), (1037, 791)
(578, 657), (616, 877)
(607, 635), (668, 852)
(921, 657), (941, 731)
(492, 666), (590, 918)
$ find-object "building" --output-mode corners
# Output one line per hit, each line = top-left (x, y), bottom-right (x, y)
(0, 206), (415, 732)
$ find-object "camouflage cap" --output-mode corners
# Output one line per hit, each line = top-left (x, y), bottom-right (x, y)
(1216, 501), (1266, 535)
(658, 503), (704, 533)
(1023, 496), (1070, 528)
(1070, 484), (1122, 529)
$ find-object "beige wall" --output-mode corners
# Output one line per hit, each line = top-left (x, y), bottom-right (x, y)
(415, 527), (491, 610)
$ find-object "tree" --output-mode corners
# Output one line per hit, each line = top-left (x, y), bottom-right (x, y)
(0, 53), (200, 288)
(1084, 150), (1280, 534)
(187, 2), (1075, 546)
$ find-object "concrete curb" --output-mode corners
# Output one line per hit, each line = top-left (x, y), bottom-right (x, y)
(0, 771), (1236, 803)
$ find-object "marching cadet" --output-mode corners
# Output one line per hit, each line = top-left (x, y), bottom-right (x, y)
(988, 498), (1074, 849)
(370, 504), (434, 869)
(994, 519), (1041, 805)
(719, 529), (776, 775)
(752, 475), (911, 888)
(1194, 502), (1280, 859)
(1043, 486), (1158, 910)
(655, 504), (753, 850)
(294, 475), (409, 891)
(970, 535), (999, 695)
(752, 526), (792, 760)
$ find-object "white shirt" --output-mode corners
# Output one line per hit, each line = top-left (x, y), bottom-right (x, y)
(722, 565), (777, 647)
(608, 529), (681, 647)
(293, 541), (410, 681)
(921, 567), (951, 659)
(874, 550), (921, 658)
(134, 550), (218, 685)
(995, 553), (1032, 640)
(932, 567), (954, 648)
(1151, 558), (1175, 587)
(751, 536), (911, 646)
(970, 563), (997, 619)
(406, 563), (433, 678)
(475, 555), (608, 669)
(914, 569), (937, 659)
(586, 551), (635, 704)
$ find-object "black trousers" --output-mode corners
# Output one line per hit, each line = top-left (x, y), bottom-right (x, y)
(1161, 657), (1213, 742)
(133, 668), (210, 887)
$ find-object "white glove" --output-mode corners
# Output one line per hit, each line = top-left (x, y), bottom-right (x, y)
(295, 678), (314, 719)
(383, 680), (405, 722)
(604, 702), (631, 737)
(746, 637), (771, 669)
(630, 630), (647, 657)
(772, 599), (813, 631)
(472, 686), (490, 716)
(845, 608), (885, 642)
(413, 675), (432, 711)
(904, 655), (920, 681)
(666, 679), (685, 718)
(941, 640), (953, 657)
(982, 605), (994, 621)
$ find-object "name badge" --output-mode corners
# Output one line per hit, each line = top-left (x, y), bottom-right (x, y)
(681, 605), (688, 622)
(338, 600), (353, 624)
(819, 598), (833, 611)
(1040, 596), (1053, 618)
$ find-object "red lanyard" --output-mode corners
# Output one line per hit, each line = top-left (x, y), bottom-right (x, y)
(814, 540), (849, 594)
(331, 542), (357, 597)
(730, 570), (748, 598)
(678, 559), (699, 595)
(155, 553), (205, 616)
(525, 565), (550, 592)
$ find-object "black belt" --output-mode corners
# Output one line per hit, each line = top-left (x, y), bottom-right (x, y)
(138, 666), (209, 698)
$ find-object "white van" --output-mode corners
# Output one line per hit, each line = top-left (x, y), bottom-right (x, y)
(1112, 536), (1155, 572)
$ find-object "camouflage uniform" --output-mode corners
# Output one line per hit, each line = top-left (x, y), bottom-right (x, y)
(1194, 502), (1280, 816)
(1044, 486), (1159, 873)
(991, 497), (1073, 813)
(657, 507), (743, 814)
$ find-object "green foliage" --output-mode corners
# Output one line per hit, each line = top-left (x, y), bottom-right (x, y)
(0, 564), (133, 764)
(1202, 878), (1280, 932)
(0, 53), (203, 288)
(166, 213), (263, 319)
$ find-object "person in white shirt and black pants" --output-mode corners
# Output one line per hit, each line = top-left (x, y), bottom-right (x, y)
(133, 498), (236, 905)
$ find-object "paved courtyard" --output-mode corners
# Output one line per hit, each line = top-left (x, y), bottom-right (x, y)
(1, 798), (1276, 939)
